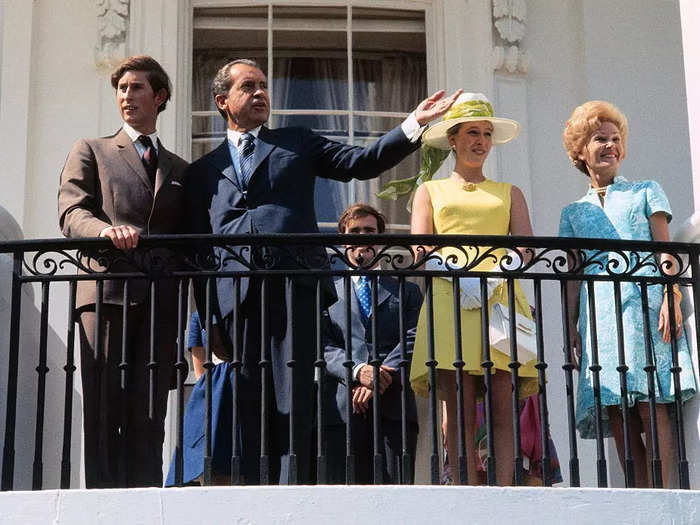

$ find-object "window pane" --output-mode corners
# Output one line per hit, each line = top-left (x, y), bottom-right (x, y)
(269, 112), (351, 225)
(273, 114), (348, 139)
(352, 55), (426, 115)
(191, 114), (227, 159)
(271, 55), (348, 111)
(352, 8), (426, 113)
(353, 118), (420, 228)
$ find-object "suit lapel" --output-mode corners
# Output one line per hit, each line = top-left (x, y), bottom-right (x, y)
(375, 275), (394, 309)
(208, 139), (240, 189)
(114, 128), (153, 195)
(335, 278), (368, 358)
(249, 127), (276, 184)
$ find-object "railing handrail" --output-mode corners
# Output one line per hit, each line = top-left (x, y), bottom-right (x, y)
(0, 233), (699, 254)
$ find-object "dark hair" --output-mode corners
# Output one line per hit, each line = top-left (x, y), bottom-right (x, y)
(110, 55), (172, 113)
(447, 122), (463, 138)
(338, 203), (386, 234)
(212, 59), (263, 120)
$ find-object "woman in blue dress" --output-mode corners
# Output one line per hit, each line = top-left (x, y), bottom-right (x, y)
(165, 311), (238, 486)
(559, 100), (696, 487)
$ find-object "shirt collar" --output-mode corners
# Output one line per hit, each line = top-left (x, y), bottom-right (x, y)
(351, 266), (381, 282)
(586, 174), (627, 196)
(122, 122), (159, 152)
(227, 126), (262, 147)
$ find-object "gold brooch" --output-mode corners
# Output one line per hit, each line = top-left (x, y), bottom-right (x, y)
(462, 182), (477, 192)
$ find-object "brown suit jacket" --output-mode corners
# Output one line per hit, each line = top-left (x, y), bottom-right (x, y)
(58, 128), (189, 309)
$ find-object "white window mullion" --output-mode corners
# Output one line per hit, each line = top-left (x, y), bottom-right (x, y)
(347, 3), (356, 204)
(267, 3), (275, 128)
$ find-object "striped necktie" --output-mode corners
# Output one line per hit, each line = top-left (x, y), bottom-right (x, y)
(238, 132), (255, 190)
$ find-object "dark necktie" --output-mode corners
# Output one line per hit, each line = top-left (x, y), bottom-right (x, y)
(356, 275), (372, 320)
(238, 132), (255, 191)
(138, 135), (158, 187)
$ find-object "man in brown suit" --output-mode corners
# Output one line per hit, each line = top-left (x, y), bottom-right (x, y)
(58, 55), (188, 488)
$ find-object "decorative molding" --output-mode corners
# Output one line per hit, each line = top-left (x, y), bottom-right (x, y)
(95, 0), (130, 72)
(491, 0), (528, 74)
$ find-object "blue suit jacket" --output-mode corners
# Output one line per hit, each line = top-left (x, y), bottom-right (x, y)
(322, 275), (422, 426)
(184, 124), (420, 323)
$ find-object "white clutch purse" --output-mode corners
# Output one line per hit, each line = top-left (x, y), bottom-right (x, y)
(488, 302), (537, 363)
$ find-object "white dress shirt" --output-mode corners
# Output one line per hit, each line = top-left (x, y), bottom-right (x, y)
(122, 122), (159, 158)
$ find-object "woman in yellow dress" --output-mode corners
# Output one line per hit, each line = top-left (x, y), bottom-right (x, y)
(409, 93), (538, 485)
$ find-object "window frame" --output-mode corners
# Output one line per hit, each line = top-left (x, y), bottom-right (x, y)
(184, 0), (441, 229)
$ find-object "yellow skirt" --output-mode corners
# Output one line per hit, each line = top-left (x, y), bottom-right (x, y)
(410, 277), (539, 400)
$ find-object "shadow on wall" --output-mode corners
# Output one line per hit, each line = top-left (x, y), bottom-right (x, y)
(0, 206), (83, 489)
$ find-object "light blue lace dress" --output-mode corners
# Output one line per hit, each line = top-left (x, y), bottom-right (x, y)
(559, 176), (697, 438)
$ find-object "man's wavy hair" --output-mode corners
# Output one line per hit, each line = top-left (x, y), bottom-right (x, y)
(110, 55), (172, 113)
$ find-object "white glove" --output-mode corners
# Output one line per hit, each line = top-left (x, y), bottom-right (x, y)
(424, 257), (501, 310)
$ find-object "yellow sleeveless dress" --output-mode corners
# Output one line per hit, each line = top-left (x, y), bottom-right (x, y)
(410, 177), (539, 399)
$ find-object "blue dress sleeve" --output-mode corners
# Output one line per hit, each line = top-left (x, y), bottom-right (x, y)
(645, 180), (672, 222)
(559, 206), (574, 237)
(187, 311), (206, 350)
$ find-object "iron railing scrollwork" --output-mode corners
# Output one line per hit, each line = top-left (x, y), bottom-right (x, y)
(1, 234), (699, 490)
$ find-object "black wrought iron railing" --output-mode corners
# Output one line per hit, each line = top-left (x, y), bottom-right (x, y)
(0, 234), (698, 490)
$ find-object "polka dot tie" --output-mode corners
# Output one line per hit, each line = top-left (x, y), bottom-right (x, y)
(356, 275), (372, 320)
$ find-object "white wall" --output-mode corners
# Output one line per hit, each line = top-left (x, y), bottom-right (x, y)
(680, 0), (700, 209)
(2, 485), (700, 525)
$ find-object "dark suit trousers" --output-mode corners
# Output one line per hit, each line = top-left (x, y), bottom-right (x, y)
(225, 276), (317, 484)
(78, 302), (176, 488)
(323, 413), (418, 484)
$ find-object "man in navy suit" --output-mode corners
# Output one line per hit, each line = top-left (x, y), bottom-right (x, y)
(185, 58), (458, 484)
(321, 204), (422, 484)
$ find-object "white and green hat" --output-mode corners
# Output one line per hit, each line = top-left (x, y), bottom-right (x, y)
(377, 92), (519, 204)
(422, 92), (520, 149)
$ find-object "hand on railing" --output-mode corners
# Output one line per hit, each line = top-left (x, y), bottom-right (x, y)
(568, 329), (582, 371)
(659, 286), (683, 343)
(99, 224), (140, 250)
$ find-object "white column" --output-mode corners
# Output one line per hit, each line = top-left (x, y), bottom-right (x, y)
(0, 1), (34, 231)
(441, 0), (494, 95)
(128, 0), (190, 157)
(679, 0), (700, 490)
(680, 0), (700, 212)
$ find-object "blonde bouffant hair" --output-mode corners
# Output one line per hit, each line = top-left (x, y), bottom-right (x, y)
(562, 100), (628, 175)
